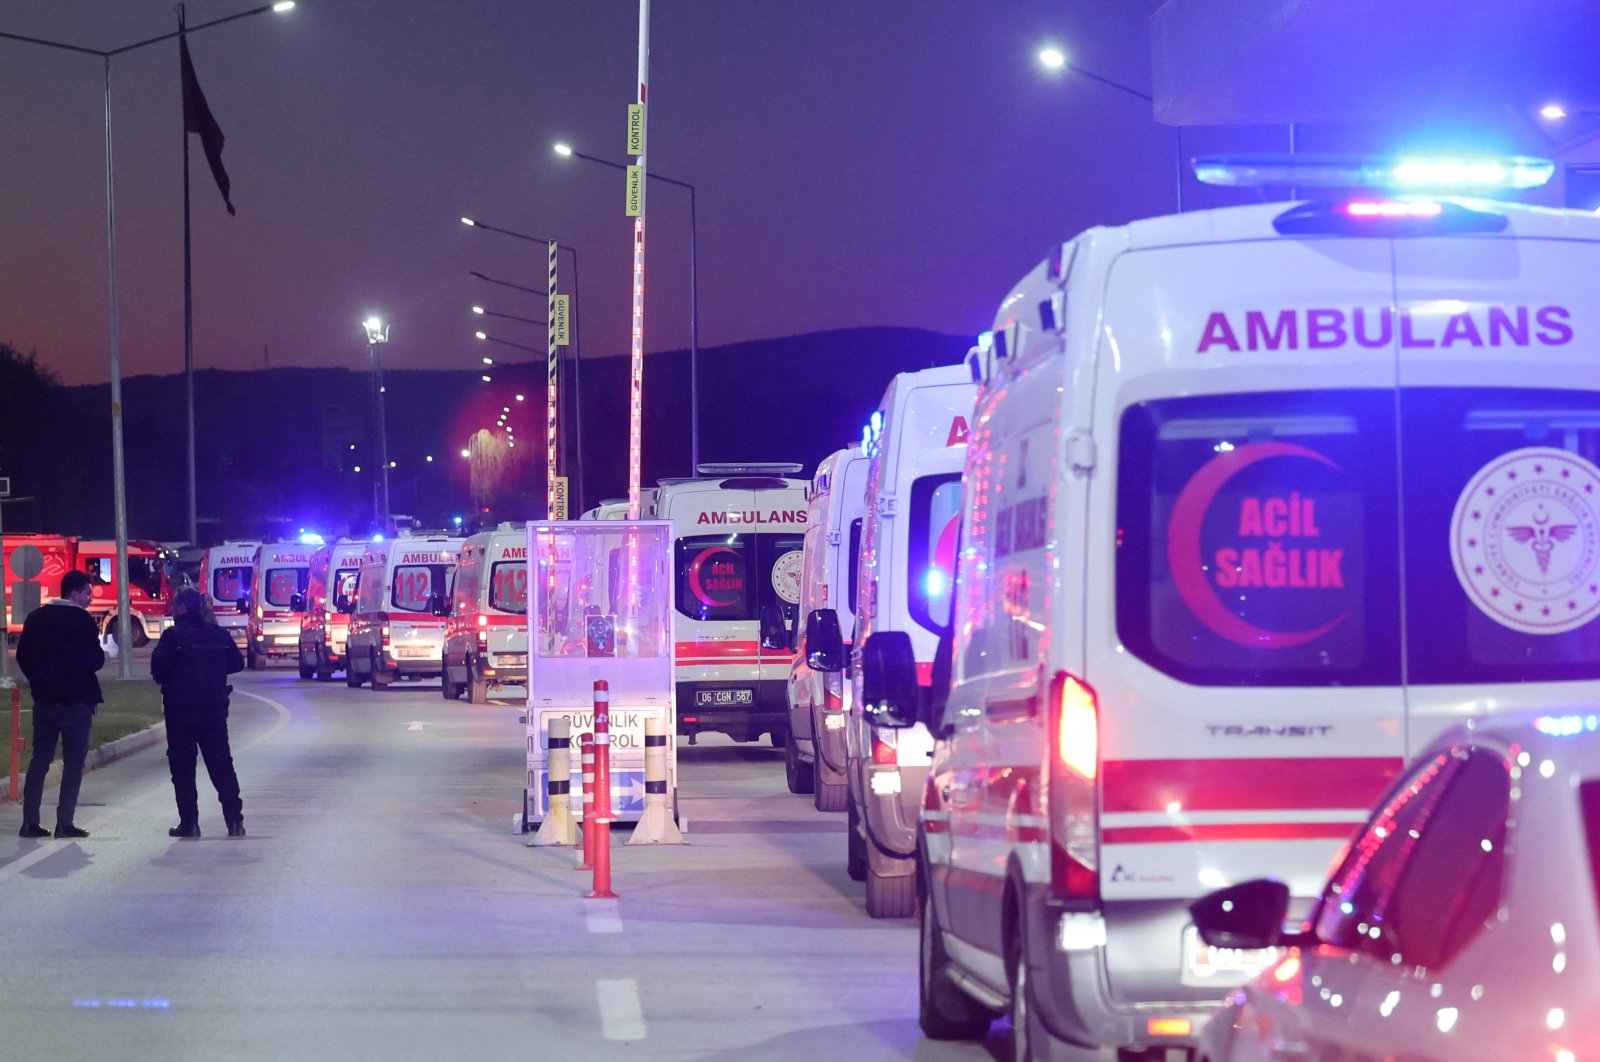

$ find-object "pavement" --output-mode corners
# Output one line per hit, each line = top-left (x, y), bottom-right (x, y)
(0, 665), (1012, 1060)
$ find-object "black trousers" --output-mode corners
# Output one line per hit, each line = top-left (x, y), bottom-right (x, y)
(165, 707), (243, 825)
(22, 702), (94, 829)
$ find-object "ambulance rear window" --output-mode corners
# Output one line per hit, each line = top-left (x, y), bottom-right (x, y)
(1117, 390), (1402, 686)
(263, 567), (307, 608)
(908, 474), (961, 635)
(331, 568), (359, 613)
(212, 566), (250, 603)
(1119, 387), (1600, 687)
(674, 534), (804, 623)
(490, 561), (528, 614)
(391, 564), (452, 614)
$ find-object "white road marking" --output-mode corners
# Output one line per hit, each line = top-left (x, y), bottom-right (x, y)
(407, 721), (427, 731)
(0, 686), (292, 886)
(584, 898), (623, 934)
(596, 978), (646, 1041)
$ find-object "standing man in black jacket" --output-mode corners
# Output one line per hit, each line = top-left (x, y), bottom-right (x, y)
(151, 587), (246, 838)
(16, 569), (107, 839)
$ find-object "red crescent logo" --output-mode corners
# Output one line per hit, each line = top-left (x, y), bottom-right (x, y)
(1166, 441), (1348, 649)
(689, 546), (740, 607)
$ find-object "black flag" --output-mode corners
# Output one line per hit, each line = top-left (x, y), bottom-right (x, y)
(180, 33), (235, 216)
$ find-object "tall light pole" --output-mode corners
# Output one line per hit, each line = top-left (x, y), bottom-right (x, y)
(1, 1), (294, 677)
(363, 317), (392, 535)
(1036, 45), (1181, 212)
(461, 218), (585, 512)
(553, 142), (699, 478)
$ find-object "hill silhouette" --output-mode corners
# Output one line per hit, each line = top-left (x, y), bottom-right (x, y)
(12, 327), (971, 543)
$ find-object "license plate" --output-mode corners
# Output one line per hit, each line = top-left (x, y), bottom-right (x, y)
(1181, 925), (1281, 986)
(275, 636), (298, 646)
(498, 653), (528, 667)
(397, 647), (433, 659)
(696, 688), (753, 707)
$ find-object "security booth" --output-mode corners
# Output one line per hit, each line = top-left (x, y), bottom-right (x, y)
(523, 520), (675, 828)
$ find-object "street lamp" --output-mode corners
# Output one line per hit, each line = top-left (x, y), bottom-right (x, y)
(0, 1), (294, 676)
(473, 331), (542, 355)
(472, 304), (543, 326)
(553, 142), (701, 477)
(1035, 45), (1183, 212)
(462, 218), (586, 512)
(362, 316), (392, 534)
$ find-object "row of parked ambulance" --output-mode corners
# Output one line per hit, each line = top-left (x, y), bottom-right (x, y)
(762, 160), (1600, 1060)
(192, 529), (532, 703)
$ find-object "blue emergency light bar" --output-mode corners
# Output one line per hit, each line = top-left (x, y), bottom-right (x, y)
(1193, 154), (1553, 192)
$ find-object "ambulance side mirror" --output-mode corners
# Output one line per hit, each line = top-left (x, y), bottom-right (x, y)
(429, 592), (452, 618)
(289, 592), (306, 613)
(1189, 879), (1304, 951)
(805, 609), (845, 672)
(860, 630), (920, 728)
(757, 603), (785, 650)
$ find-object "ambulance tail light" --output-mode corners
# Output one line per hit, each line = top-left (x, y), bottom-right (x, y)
(1048, 671), (1100, 905)
(871, 729), (897, 766)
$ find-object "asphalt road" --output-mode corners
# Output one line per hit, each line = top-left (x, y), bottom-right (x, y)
(0, 665), (1009, 1060)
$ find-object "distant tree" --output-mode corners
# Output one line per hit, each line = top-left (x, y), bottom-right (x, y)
(0, 342), (68, 529)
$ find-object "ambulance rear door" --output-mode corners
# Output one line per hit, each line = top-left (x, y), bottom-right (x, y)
(1092, 226), (1408, 966)
(1391, 219), (1600, 752)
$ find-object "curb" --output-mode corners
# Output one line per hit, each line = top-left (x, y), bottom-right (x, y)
(3, 722), (167, 802)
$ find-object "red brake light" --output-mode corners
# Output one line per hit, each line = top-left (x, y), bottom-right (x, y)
(1048, 670), (1100, 904)
(477, 614), (488, 628)
(871, 731), (897, 766)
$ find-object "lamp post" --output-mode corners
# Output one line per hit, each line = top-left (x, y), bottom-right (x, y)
(1036, 46), (1182, 212)
(472, 305), (543, 327)
(362, 317), (392, 535)
(0, 2), (294, 678)
(553, 143), (700, 477)
(462, 218), (585, 513)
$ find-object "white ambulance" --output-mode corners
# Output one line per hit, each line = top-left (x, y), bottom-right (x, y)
(245, 541), (315, 670)
(198, 540), (261, 650)
(785, 444), (870, 811)
(646, 464), (808, 744)
(869, 158), (1600, 1058)
(443, 526), (529, 703)
(297, 537), (368, 680)
(345, 532), (463, 688)
(822, 365), (973, 919)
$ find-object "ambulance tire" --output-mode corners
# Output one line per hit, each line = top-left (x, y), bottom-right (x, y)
(441, 666), (462, 700)
(468, 672), (489, 704)
(345, 663), (363, 688)
(847, 799), (867, 882)
(919, 892), (997, 1040)
(867, 864), (916, 919)
(315, 650), (336, 682)
(811, 716), (847, 812)
(784, 725), (814, 794)
(298, 656), (314, 681)
(249, 645), (266, 671)
(1005, 901), (1105, 1062)
(768, 727), (786, 749)
(370, 652), (392, 689)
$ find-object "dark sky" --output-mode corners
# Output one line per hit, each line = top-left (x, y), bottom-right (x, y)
(0, 0), (1194, 386)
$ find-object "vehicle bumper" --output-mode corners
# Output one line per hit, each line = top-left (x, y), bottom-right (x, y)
(1026, 894), (1224, 1055)
(382, 649), (444, 676)
(254, 623), (300, 657)
(861, 762), (927, 871)
(676, 679), (786, 738)
(812, 706), (849, 786)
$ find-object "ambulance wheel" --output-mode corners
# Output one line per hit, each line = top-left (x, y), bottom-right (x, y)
(315, 649), (335, 682)
(847, 799), (867, 882)
(345, 663), (363, 688)
(919, 892), (997, 1040)
(784, 726), (814, 794)
(441, 667), (462, 700)
(298, 656), (314, 680)
(249, 645), (266, 671)
(370, 652), (391, 689)
(468, 671), (489, 704)
(768, 727), (786, 748)
(867, 864), (916, 919)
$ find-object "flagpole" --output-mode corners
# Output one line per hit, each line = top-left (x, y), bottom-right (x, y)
(180, 10), (198, 548)
(103, 56), (133, 678)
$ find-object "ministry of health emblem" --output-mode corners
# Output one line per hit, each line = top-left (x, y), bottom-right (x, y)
(1450, 446), (1600, 635)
